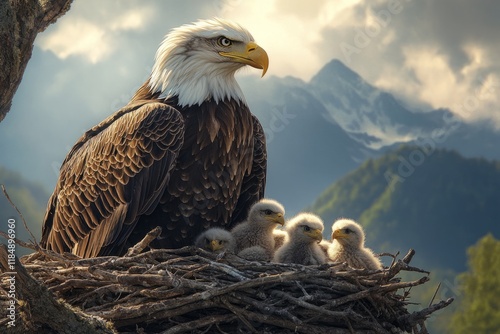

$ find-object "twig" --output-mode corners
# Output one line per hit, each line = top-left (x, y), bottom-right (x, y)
(224, 303), (344, 334)
(397, 298), (454, 331)
(1, 246), (453, 333)
(221, 297), (258, 333)
(0, 230), (37, 250)
(271, 289), (383, 332)
(114, 299), (220, 328)
(1, 184), (39, 248)
(326, 276), (429, 309)
(428, 282), (441, 307)
(125, 226), (162, 256)
(402, 249), (415, 264)
(230, 293), (302, 324)
(161, 314), (238, 334)
(205, 259), (250, 281)
(0, 244), (116, 333)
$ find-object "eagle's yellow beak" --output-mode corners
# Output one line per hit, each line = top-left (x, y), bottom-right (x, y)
(208, 240), (223, 252)
(219, 42), (269, 77)
(332, 229), (348, 240)
(266, 212), (285, 226)
(305, 228), (323, 242)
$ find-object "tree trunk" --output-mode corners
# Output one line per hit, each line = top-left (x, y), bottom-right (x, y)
(0, 0), (73, 122)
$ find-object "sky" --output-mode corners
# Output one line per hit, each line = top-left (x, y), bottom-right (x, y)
(1, 0), (499, 189)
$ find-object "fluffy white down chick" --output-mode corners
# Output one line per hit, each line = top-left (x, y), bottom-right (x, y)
(194, 228), (235, 253)
(327, 219), (382, 270)
(231, 199), (285, 261)
(273, 213), (327, 265)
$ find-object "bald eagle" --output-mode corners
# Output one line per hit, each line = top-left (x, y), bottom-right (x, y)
(273, 213), (327, 265)
(327, 219), (382, 270)
(272, 229), (287, 250)
(40, 18), (269, 258)
(194, 228), (236, 254)
(231, 198), (285, 261)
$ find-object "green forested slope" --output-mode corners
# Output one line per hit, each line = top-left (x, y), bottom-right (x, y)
(310, 145), (500, 271)
(310, 145), (500, 332)
(0, 166), (49, 254)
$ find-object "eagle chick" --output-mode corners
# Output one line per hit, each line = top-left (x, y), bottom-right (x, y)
(327, 219), (382, 270)
(273, 213), (327, 265)
(231, 199), (285, 261)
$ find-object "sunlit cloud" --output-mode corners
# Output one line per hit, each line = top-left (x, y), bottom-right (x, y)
(403, 46), (461, 109)
(110, 7), (154, 31)
(36, 4), (154, 64)
(37, 19), (112, 63)
(25, 0), (500, 127)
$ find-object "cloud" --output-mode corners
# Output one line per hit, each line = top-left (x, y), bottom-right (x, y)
(36, 1), (156, 64)
(314, 0), (500, 126)
(3, 0), (500, 191)
(28, 0), (500, 125)
(37, 18), (111, 63)
(110, 8), (153, 31)
(215, 0), (363, 81)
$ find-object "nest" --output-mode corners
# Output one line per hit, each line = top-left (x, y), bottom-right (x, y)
(0, 228), (453, 334)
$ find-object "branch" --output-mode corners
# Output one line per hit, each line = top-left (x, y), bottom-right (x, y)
(0, 244), (116, 333)
(397, 298), (454, 330)
(0, 230), (36, 250)
(402, 249), (415, 264)
(1, 184), (39, 248)
(327, 276), (430, 308)
(0, 0), (73, 121)
(5, 246), (453, 332)
(162, 314), (238, 334)
(125, 226), (162, 256)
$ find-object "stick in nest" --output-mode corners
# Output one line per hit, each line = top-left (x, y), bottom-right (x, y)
(1, 185), (40, 249)
(2, 224), (455, 334)
(125, 226), (162, 256)
(0, 244), (116, 333)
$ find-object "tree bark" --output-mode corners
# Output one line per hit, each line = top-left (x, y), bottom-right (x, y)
(0, 0), (73, 122)
(0, 244), (116, 333)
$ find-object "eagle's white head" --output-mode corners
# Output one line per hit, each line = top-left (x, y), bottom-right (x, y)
(148, 18), (269, 107)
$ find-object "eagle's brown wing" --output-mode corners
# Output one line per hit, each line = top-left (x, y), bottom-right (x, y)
(41, 101), (184, 257)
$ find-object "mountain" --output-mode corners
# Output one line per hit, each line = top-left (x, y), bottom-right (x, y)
(240, 59), (500, 213)
(240, 75), (378, 214)
(308, 59), (454, 148)
(309, 145), (500, 272)
(3, 57), (500, 217)
(0, 166), (49, 255)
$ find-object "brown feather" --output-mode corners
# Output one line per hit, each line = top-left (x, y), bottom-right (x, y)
(41, 100), (184, 257)
(41, 82), (266, 257)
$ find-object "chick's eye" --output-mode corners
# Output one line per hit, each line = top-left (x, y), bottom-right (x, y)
(345, 228), (352, 234)
(264, 209), (273, 215)
(218, 37), (232, 47)
(303, 226), (311, 232)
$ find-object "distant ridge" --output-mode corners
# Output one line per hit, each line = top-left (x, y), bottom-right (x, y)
(0, 166), (49, 255)
(309, 145), (500, 272)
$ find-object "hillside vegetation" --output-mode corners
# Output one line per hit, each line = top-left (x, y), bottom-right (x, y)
(310, 145), (500, 272)
(309, 145), (500, 332)
(0, 166), (48, 254)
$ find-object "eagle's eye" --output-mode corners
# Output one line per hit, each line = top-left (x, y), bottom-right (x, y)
(303, 225), (311, 232)
(263, 209), (273, 215)
(345, 228), (353, 234)
(218, 37), (232, 47)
